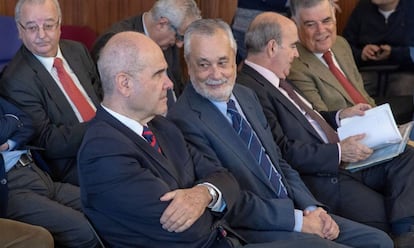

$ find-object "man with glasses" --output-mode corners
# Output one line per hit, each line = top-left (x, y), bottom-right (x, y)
(0, 0), (101, 186)
(92, 0), (201, 104)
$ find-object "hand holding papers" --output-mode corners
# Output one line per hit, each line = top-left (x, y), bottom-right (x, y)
(337, 104), (413, 172)
(338, 104), (401, 149)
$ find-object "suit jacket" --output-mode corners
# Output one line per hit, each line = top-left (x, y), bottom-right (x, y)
(91, 14), (185, 96)
(168, 83), (322, 242)
(78, 107), (240, 248)
(288, 36), (375, 112)
(0, 40), (101, 184)
(0, 97), (34, 217)
(237, 64), (393, 230)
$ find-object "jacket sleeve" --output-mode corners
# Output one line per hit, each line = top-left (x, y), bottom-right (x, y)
(0, 97), (33, 149)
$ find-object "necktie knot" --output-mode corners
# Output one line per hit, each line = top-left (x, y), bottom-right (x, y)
(322, 51), (334, 66)
(227, 99), (238, 115)
(53, 57), (64, 70)
(142, 126), (162, 153)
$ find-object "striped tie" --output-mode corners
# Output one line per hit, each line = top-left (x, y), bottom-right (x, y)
(227, 99), (288, 198)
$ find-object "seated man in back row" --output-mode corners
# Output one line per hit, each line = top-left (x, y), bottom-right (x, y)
(92, 0), (201, 103)
(287, 0), (376, 113)
(237, 9), (414, 248)
(0, 0), (102, 185)
(168, 18), (392, 247)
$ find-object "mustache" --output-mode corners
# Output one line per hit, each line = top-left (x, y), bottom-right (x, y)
(204, 78), (227, 85)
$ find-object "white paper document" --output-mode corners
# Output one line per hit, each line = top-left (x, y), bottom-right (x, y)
(337, 103), (402, 149)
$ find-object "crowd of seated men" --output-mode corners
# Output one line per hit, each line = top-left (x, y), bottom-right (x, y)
(0, 0), (413, 247)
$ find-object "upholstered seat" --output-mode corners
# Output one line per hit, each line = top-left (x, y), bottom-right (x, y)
(0, 15), (22, 72)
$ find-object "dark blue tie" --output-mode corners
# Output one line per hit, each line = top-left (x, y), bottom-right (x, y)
(227, 99), (288, 198)
(142, 126), (162, 153)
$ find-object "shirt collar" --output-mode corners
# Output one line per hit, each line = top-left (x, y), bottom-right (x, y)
(244, 59), (282, 88)
(34, 47), (63, 72)
(101, 104), (145, 138)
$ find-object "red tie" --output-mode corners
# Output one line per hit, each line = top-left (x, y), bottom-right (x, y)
(53, 58), (95, 122)
(322, 51), (367, 104)
(142, 126), (162, 153)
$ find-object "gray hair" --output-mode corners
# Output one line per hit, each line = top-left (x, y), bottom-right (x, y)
(15, 0), (62, 23)
(290, 0), (333, 21)
(97, 32), (146, 96)
(183, 19), (237, 62)
(245, 17), (283, 54)
(150, 0), (201, 29)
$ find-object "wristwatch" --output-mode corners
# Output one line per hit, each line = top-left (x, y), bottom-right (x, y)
(205, 184), (218, 208)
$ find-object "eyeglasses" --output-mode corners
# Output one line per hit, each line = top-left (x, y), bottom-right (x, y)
(169, 24), (184, 42)
(19, 20), (60, 34)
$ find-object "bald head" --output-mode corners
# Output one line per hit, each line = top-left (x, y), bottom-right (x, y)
(98, 31), (164, 97)
(245, 12), (296, 55)
(98, 31), (171, 122)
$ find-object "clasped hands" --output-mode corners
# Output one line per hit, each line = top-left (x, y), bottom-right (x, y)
(361, 44), (391, 61)
(159, 185), (211, 233)
(338, 103), (373, 163)
(302, 207), (340, 240)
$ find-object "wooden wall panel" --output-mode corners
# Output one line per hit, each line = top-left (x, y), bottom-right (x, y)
(0, 0), (357, 36)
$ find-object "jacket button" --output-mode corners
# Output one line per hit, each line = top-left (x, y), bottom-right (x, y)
(0, 178), (7, 185)
(331, 177), (338, 184)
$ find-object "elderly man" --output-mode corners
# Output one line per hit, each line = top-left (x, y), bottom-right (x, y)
(287, 0), (376, 113)
(92, 0), (201, 101)
(78, 30), (303, 248)
(0, 0), (101, 185)
(237, 11), (414, 247)
(168, 18), (393, 247)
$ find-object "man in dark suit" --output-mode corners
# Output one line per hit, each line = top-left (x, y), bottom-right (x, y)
(0, 96), (97, 247)
(237, 11), (414, 247)
(78, 30), (320, 248)
(168, 18), (392, 247)
(92, 0), (201, 100)
(0, 0), (101, 185)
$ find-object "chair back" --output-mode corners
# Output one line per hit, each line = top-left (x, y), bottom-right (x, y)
(61, 25), (97, 51)
(0, 15), (22, 72)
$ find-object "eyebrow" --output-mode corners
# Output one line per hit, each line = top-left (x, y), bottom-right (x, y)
(152, 67), (167, 77)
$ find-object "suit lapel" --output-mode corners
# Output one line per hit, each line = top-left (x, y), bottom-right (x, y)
(97, 107), (181, 182)
(296, 43), (355, 104)
(21, 46), (79, 121)
(186, 85), (275, 190)
(60, 41), (100, 106)
(241, 65), (325, 143)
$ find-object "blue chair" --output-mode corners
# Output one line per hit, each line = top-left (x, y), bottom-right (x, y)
(0, 16), (22, 72)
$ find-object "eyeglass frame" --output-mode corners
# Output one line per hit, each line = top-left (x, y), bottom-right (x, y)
(169, 24), (184, 42)
(18, 19), (61, 34)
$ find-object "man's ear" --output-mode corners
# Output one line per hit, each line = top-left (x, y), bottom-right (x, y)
(157, 16), (170, 30)
(267, 39), (278, 57)
(115, 72), (132, 97)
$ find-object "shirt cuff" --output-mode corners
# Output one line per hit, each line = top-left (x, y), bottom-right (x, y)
(7, 139), (17, 151)
(200, 182), (226, 212)
(294, 209), (303, 232)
